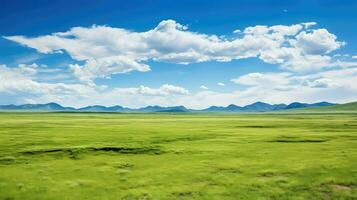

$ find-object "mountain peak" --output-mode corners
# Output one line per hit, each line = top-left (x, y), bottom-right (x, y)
(0, 101), (338, 112)
(227, 104), (240, 108)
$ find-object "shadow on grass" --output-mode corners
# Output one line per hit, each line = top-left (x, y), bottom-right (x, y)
(19, 146), (165, 159)
(269, 139), (328, 143)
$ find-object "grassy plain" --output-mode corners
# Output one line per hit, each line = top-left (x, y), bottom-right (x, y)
(0, 112), (356, 199)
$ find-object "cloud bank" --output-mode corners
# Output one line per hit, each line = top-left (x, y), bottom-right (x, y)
(5, 20), (355, 83)
(0, 63), (356, 108)
(2, 20), (357, 108)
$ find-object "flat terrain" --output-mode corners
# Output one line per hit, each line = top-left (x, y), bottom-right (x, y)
(0, 113), (356, 199)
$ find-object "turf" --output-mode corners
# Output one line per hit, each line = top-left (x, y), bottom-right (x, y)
(0, 113), (356, 199)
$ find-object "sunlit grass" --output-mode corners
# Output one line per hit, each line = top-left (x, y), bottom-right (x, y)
(0, 113), (356, 199)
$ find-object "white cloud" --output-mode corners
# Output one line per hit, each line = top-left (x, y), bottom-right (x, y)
(1, 63), (356, 109)
(231, 72), (291, 87)
(352, 55), (357, 59)
(301, 22), (317, 28)
(307, 78), (341, 88)
(0, 64), (190, 107)
(17, 63), (39, 75)
(200, 85), (208, 90)
(5, 20), (350, 82)
(233, 29), (241, 33)
(293, 29), (344, 54)
(69, 56), (150, 83)
(173, 67), (356, 109)
(217, 82), (225, 86)
(13, 53), (42, 65)
(136, 84), (189, 96)
(231, 70), (353, 90)
(227, 68), (357, 104)
(2, 20), (356, 108)
(0, 64), (96, 99)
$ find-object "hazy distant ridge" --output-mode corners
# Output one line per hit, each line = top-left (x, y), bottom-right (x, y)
(0, 101), (341, 112)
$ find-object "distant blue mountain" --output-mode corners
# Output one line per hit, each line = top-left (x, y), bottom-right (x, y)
(155, 106), (189, 113)
(201, 104), (242, 112)
(0, 103), (75, 111)
(78, 105), (125, 112)
(0, 101), (337, 112)
(136, 105), (165, 112)
(202, 102), (288, 112)
(137, 105), (189, 112)
(241, 102), (287, 112)
(285, 101), (336, 110)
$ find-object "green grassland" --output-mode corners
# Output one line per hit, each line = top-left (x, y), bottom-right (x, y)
(0, 112), (356, 199)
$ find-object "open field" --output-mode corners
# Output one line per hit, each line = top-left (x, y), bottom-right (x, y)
(0, 113), (356, 199)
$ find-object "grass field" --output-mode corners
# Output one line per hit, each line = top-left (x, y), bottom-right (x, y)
(0, 113), (356, 199)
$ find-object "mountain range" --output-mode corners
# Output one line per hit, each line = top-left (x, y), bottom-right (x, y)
(0, 101), (337, 112)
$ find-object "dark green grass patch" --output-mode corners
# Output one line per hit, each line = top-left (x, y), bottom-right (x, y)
(269, 138), (329, 143)
(20, 146), (164, 156)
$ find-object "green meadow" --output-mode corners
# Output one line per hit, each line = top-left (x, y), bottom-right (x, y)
(0, 112), (356, 199)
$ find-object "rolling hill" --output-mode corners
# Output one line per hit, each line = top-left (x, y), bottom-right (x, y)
(0, 103), (75, 111)
(287, 102), (357, 113)
(0, 101), (346, 112)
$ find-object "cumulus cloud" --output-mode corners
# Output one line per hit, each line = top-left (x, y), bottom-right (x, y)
(0, 65), (89, 92)
(293, 29), (344, 54)
(3, 20), (356, 107)
(4, 20), (349, 82)
(228, 68), (357, 104)
(200, 85), (208, 90)
(17, 63), (39, 75)
(301, 22), (317, 28)
(231, 69), (353, 91)
(0, 64), (190, 106)
(169, 67), (356, 109)
(307, 78), (341, 88)
(69, 56), (150, 83)
(1, 63), (356, 108)
(136, 84), (189, 96)
(231, 72), (291, 87)
(217, 82), (225, 86)
(0, 64), (97, 103)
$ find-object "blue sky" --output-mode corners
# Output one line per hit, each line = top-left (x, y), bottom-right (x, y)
(0, 0), (356, 108)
